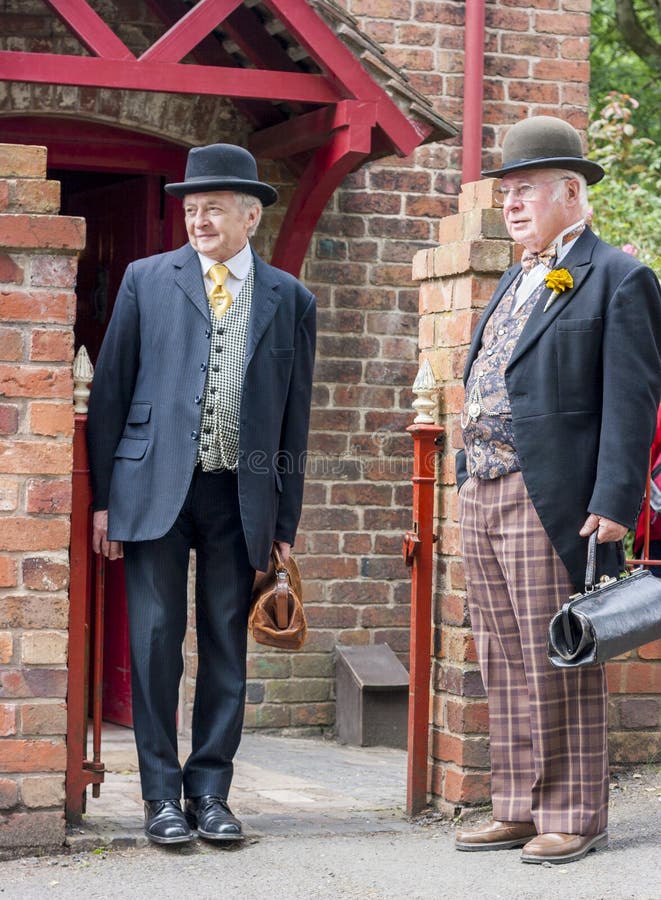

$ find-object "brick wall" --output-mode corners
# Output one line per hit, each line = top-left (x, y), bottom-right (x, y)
(0, 143), (83, 855)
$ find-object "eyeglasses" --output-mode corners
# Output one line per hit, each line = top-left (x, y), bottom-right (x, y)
(493, 177), (572, 207)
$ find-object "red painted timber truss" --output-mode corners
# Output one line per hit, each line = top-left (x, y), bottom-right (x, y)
(0, 0), (454, 274)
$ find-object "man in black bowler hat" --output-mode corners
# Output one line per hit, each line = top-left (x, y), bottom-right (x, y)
(87, 144), (316, 845)
(454, 117), (661, 864)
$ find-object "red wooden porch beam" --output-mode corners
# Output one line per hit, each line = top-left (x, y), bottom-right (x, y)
(263, 0), (423, 156)
(270, 103), (376, 276)
(139, 0), (243, 64)
(0, 52), (340, 104)
(44, 0), (135, 60)
(250, 100), (374, 160)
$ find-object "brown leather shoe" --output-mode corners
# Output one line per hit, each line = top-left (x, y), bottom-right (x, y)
(521, 831), (608, 865)
(455, 819), (537, 851)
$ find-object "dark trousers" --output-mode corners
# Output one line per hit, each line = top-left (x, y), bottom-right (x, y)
(123, 468), (255, 801)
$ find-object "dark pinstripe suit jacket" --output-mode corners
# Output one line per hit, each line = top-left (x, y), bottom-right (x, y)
(456, 228), (661, 591)
(87, 244), (316, 572)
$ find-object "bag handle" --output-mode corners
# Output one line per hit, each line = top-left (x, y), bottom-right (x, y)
(584, 531), (626, 592)
(272, 545), (290, 630)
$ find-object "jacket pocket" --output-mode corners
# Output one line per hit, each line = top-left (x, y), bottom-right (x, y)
(270, 347), (295, 358)
(126, 402), (151, 425)
(114, 437), (149, 460)
(556, 317), (603, 412)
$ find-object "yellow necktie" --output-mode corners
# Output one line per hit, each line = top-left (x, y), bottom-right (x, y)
(208, 263), (233, 317)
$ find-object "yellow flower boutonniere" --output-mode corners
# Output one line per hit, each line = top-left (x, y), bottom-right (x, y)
(543, 268), (574, 312)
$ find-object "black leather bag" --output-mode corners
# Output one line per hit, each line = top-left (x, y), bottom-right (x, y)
(548, 532), (661, 668)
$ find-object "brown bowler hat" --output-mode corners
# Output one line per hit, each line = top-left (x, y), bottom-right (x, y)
(165, 143), (278, 206)
(482, 116), (605, 185)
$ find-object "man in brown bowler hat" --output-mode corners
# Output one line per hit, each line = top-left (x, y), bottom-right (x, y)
(454, 116), (661, 864)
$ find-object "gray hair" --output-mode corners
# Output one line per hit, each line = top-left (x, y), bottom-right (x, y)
(234, 192), (263, 237)
(549, 168), (590, 217)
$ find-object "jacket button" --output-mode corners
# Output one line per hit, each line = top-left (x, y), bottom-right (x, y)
(194, 395), (201, 404)
(205, 329), (211, 338)
(191, 431), (199, 440)
(200, 363), (207, 371)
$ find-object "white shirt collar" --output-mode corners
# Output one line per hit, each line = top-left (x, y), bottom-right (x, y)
(197, 241), (252, 279)
(552, 220), (586, 262)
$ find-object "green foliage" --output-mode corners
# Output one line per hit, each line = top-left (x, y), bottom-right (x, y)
(587, 92), (661, 273)
(590, 0), (661, 146)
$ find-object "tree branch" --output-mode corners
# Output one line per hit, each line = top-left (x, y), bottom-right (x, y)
(615, 0), (661, 68)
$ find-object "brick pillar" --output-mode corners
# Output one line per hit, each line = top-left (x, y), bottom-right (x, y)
(413, 179), (513, 813)
(0, 144), (84, 855)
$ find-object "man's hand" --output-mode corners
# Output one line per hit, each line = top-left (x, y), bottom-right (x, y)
(274, 540), (291, 563)
(92, 509), (124, 559)
(579, 514), (628, 544)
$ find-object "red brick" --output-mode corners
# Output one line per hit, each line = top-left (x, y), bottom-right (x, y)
(25, 478), (72, 514)
(0, 441), (71, 475)
(0, 596), (68, 629)
(305, 605), (358, 628)
(0, 631), (12, 665)
(28, 401), (74, 437)
(533, 59), (590, 83)
(29, 328), (74, 362)
(0, 404), (19, 435)
(0, 777), (18, 809)
(0, 145), (47, 178)
(351, 0), (412, 19)
(0, 738), (66, 772)
(617, 697), (660, 730)
(20, 775), (65, 808)
(0, 215), (85, 251)
(0, 810), (65, 851)
(360, 605), (410, 627)
(290, 703), (335, 726)
(0, 253), (24, 283)
(0, 326), (23, 360)
(0, 364), (72, 399)
(0, 518), (69, 551)
(445, 698), (489, 735)
(637, 640), (661, 660)
(0, 703), (16, 737)
(8, 179), (61, 214)
(20, 702), (67, 735)
(0, 290), (76, 323)
(0, 556), (17, 587)
(534, 12), (590, 35)
(339, 192), (402, 215)
(432, 731), (489, 769)
(298, 556), (359, 580)
(30, 255), (79, 288)
(22, 556), (69, 592)
(442, 767), (491, 804)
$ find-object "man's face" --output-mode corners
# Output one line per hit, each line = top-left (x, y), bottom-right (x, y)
(498, 170), (581, 252)
(184, 191), (260, 261)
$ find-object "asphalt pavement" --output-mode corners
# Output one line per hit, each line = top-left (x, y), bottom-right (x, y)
(0, 725), (660, 899)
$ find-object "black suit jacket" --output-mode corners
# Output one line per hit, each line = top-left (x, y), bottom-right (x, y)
(457, 228), (661, 590)
(87, 244), (316, 572)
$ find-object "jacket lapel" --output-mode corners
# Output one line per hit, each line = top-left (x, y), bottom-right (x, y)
(173, 244), (209, 321)
(244, 252), (280, 372)
(508, 228), (596, 369)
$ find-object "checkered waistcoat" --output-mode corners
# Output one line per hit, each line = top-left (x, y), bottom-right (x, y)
(197, 263), (254, 471)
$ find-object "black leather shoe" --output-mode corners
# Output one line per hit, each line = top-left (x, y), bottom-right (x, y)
(185, 795), (243, 842)
(144, 799), (192, 845)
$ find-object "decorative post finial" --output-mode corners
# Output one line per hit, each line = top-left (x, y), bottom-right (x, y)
(411, 357), (438, 424)
(73, 345), (94, 414)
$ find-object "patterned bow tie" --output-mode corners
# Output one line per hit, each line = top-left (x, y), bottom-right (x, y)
(520, 245), (557, 274)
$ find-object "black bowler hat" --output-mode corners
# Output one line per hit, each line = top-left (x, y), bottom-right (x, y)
(482, 116), (605, 185)
(164, 143), (278, 206)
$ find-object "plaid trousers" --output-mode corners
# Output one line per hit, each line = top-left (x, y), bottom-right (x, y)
(458, 471), (609, 835)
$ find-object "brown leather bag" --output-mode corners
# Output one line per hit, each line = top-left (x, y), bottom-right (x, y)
(249, 546), (307, 650)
